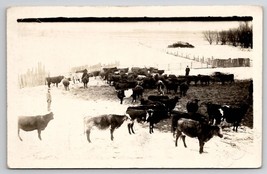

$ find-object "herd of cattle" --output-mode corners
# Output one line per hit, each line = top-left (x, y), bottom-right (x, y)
(19, 66), (252, 154)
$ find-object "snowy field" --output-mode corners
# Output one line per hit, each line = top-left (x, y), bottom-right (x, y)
(7, 19), (261, 168)
(8, 77), (261, 168)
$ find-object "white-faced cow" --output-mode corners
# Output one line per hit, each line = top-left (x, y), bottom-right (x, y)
(18, 112), (54, 141)
(175, 118), (223, 154)
(84, 114), (131, 143)
(221, 103), (249, 132)
(126, 105), (150, 134)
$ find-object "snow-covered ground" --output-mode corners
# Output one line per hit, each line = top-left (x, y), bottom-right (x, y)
(7, 78), (261, 168)
(8, 21), (261, 168)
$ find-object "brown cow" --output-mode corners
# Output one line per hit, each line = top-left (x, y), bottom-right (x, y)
(18, 112), (54, 141)
(62, 78), (70, 90)
(84, 114), (131, 143)
(175, 118), (223, 154)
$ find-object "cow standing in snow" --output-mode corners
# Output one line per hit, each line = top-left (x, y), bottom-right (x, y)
(175, 118), (223, 154)
(84, 114), (131, 143)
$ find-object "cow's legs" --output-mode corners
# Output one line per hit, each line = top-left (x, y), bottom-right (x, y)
(149, 123), (154, 134)
(127, 122), (135, 134)
(130, 122), (135, 134)
(233, 122), (238, 132)
(199, 139), (205, 154)
(181, 135), (187, 148)
(37, 129), (42, 140)
(175, 130), (182, 147)
(86, 129), (91, 143)
(127, 123), (132, 134)
(110, 128), (115, 141)
(18, 128), (23, 141)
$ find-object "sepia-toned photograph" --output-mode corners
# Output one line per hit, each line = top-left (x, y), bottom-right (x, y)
(7, 6), (262, 168)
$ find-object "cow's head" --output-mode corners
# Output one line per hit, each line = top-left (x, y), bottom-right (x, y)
(47, 112), (54, 120)
(125, 113), (131, 120)
(146, 109), (154, 122)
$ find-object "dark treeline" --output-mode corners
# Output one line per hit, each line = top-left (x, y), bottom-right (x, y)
(203, 22), (253, 48)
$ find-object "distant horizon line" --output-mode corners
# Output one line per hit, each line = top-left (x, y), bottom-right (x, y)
(17, 16), (253, 23)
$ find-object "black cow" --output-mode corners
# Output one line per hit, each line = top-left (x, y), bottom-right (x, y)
(171, 111), (208, 135)
(118, 68), (129, 74)
(84, 114), (130, 143)
(18, 112), (54, 141)
(117, 90), (125, 104)
(82, 73), (90, 88)
(126, 106), (150, 134)
(140, 98), (163, 106)
(131, 85), (144, 102)
(156, 80), (165, 95)
(46, 76), (64, 88)
(131, 67), (148, 76)
(204, 102), (223, 125)
(102, 67), (118, 81)
(186, 99), (200, 114)
(114, 81), (137, 90)
(248, 80), (253, 103)
(91, 70), (100, 78)
(175, 118), (223, 154)
(212, 72), (234, 85)
(198, 75), (210, 85)
(164, 80), (179, 94)
(141, 76), (156, 89)
(108, 74), (121, 85)
(221, 103), (249, 132)
(62, 78), (70, 90)
(148, 95), (169, 101)
(180, 82), (189, 97)
(145, 104), (169, 134)
(220, 74), (234, 84)
(155, 96), (180, 114)
(176, 76), (188, 84)
(187, 75), (199, 85)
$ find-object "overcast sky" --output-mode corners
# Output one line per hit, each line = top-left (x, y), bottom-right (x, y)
(13, 21), (245, 76)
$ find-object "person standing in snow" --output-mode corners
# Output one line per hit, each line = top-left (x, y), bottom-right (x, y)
(47, 88), (52, 111)
(185, 65), (190, 76)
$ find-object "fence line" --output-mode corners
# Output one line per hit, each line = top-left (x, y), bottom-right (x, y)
(165, 49), (251, 68)
(18, 62), (48, 88)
